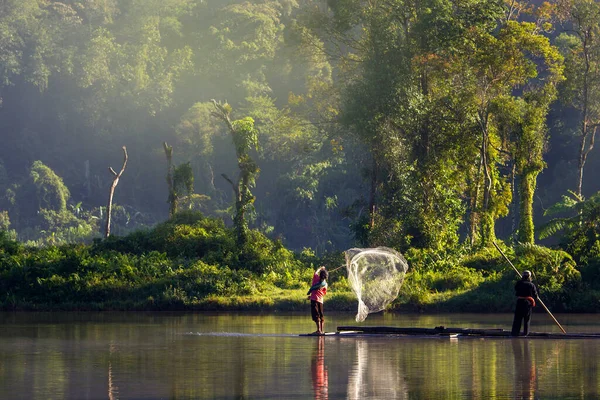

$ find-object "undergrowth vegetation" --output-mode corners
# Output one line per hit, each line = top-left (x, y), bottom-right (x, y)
(0, 211), (594, 312)
(0, 211), (310, 310)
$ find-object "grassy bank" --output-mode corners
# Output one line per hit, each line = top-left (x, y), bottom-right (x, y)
(0, 211), (593, 313)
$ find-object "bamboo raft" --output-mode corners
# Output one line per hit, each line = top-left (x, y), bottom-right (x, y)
(335, 325), (600, 339)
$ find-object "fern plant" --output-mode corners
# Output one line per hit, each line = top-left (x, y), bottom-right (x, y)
(539, 190), (600, 260)
(538, 190), (585, 240)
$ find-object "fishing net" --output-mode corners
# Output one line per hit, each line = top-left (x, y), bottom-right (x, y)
(345, 247), (409, 322)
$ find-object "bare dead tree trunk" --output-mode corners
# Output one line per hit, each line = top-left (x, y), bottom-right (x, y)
(105, 146), (128, 238)
(575, 33), (599, 198)
(478, 108), (496, 246)
(577, 123), (597, 197)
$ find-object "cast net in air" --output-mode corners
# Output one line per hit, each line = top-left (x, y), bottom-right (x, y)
(345, 247), (409, 322)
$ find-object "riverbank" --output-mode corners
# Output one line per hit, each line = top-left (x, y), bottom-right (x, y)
(5, 283), (594, 313)
(1, 211), (593, 313)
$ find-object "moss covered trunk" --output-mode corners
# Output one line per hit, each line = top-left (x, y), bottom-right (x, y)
(518, 169), (539, 244)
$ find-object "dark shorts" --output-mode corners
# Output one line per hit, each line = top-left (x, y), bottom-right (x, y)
(311, 300), (324, 322)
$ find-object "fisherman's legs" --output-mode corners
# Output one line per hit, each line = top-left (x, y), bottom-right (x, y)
(311, 300), (325, 334)
(522, 307), (532, 336)
(316, 302), (324, 334)
(511, 313), (523, 336)
(512, 300), (529, 336)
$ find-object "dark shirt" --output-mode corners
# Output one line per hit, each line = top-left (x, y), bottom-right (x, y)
(515, 279), (538, 299)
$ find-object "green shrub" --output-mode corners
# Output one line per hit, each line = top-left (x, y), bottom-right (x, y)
(0, 230), (22, 255)
(94, 229), (154, 255)
(235, 230), (303, 274)
(405, 246), (467, 272)
(461, 246), (505, 273)
(514, 243), (580, 292)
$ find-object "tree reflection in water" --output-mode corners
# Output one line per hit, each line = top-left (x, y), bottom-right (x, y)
(108, 342), (119, 400)
(347, 339), (408, 399)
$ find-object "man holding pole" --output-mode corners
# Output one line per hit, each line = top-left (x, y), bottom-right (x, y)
(493, 241), (566, 334)
(511, 270), (539, 337)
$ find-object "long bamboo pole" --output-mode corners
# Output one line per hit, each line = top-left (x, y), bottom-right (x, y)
(492, 241), (566, 334)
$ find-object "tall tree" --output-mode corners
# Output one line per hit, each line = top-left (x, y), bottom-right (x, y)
(211, 100), (259, 246)
(456, 13), (563, 246)
(555, 0), (600, 197)
(316, 0), (506, 249)
(491, 21), (563, 244)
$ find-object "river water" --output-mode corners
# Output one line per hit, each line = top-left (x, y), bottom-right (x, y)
(0, 311), (599, 399)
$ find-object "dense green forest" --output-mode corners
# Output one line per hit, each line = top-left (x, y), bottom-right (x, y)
(1, 0), (600, 312)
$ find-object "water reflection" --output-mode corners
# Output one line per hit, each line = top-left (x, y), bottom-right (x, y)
(311, 336), (328, 399)
(108, 343), (118, 400)
(511, 340), (536, 400)
(3, 312), (600, 399)
(347, 339), (408, 399)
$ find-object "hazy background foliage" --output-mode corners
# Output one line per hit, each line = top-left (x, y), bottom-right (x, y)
(2, 0), (600, 311)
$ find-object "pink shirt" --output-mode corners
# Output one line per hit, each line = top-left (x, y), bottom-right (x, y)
(310, 272), (327, 303)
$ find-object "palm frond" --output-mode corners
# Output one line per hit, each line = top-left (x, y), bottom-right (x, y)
(538, 218), (574, 240)
(544, 192), (582, 216)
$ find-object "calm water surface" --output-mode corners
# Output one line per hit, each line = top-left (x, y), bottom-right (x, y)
(1, 312), (599, 399)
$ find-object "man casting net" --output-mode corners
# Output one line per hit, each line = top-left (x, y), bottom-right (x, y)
(345, 247), (409, 322)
